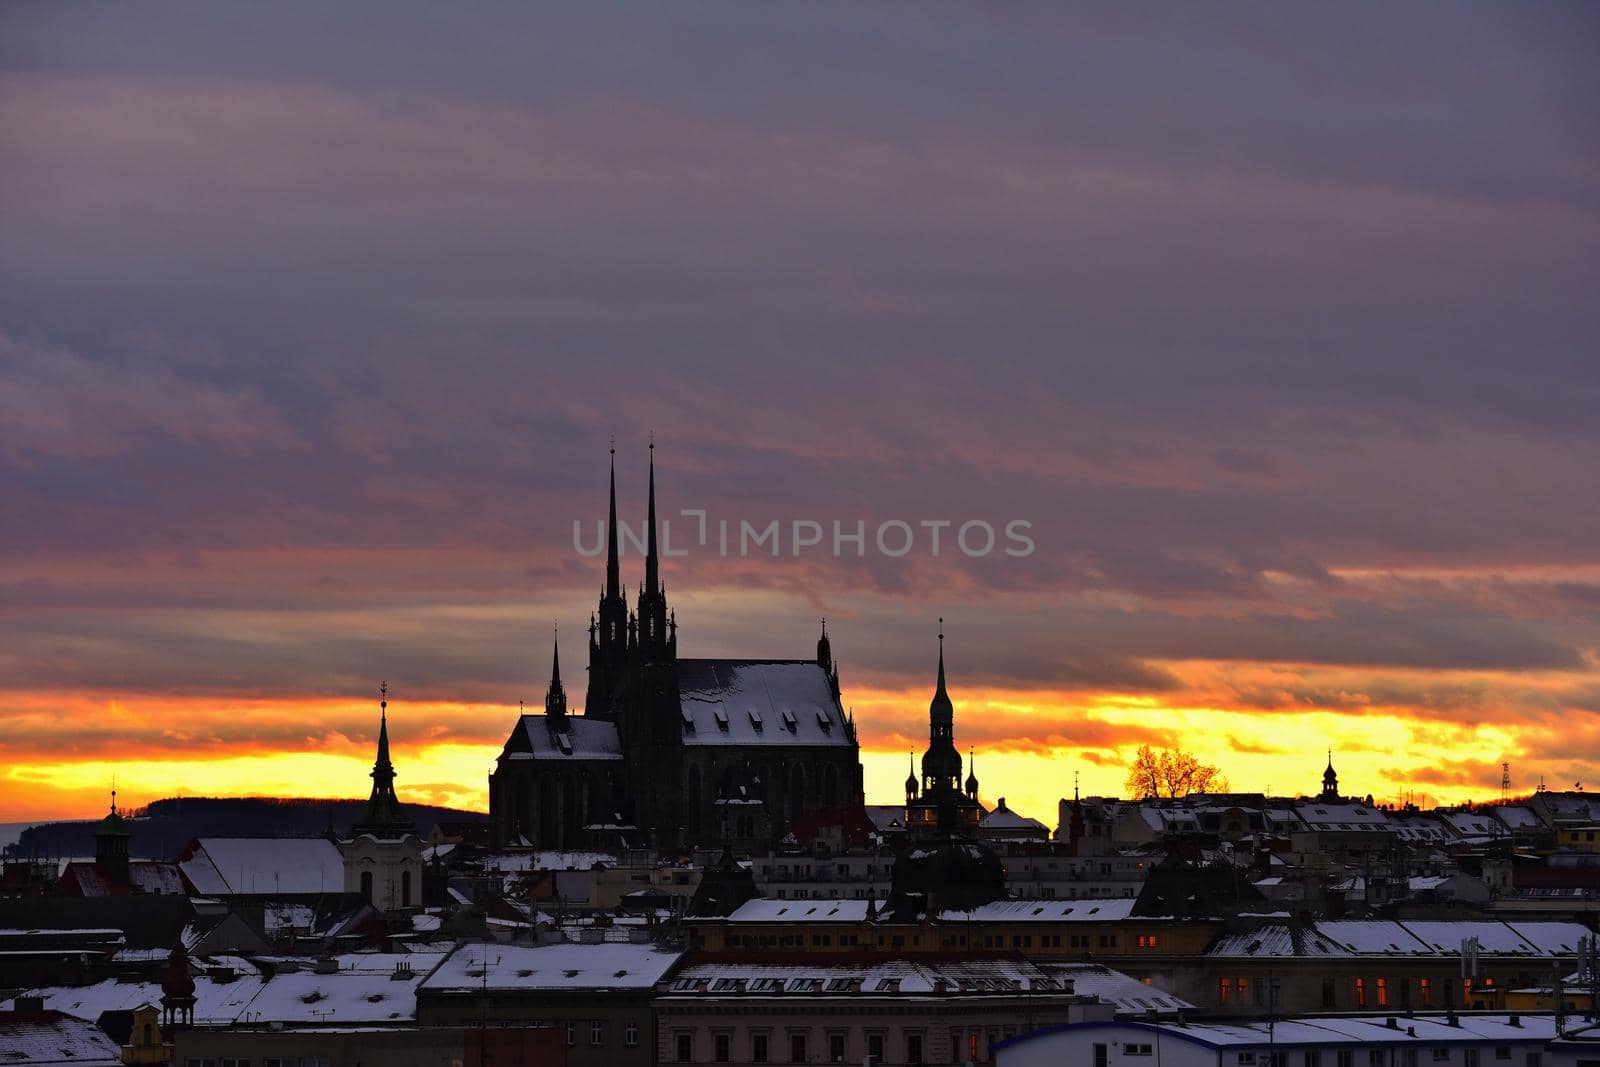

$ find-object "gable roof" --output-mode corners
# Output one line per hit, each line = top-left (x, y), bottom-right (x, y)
(677, 660), (852, 748)
(177, 838), (344, 896)
(503, 715), (624, 761)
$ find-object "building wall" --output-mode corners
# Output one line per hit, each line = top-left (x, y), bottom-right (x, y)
(340, 833), (422, 912)
(416, 989), (655, 1067)
(655, 993), (1112, 1066)
(172, 1025), (566, 1067)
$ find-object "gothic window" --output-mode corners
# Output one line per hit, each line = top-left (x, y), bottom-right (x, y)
(359, 870), (373, 902)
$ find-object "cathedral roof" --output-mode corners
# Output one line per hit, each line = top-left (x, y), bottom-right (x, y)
(677, 659), (853, 748)
(504, 715), (624, 761)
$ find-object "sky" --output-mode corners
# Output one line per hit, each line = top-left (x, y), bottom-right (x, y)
(2, 3), (1598, 828)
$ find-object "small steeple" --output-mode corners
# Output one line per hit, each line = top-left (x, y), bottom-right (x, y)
(816, 618), (832, 671)
(546, 627), (568, 725)
(965, 748), (979, 800)
(1321, 749), (1339, 800)
(353, 682), (411, 837)
(929, 618), (953, 726)
(904, 751), (919, 800)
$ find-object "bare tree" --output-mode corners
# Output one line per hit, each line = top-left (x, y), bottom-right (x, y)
(1125, 743), (1228, 799)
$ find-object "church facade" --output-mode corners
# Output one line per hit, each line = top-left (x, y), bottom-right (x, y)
(489, 449), (865, 851)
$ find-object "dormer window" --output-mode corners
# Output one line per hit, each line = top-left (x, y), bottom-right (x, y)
(714, 709), (730, 732)
(749, 710), (764, 732)
(781, 709), (798, 733)
(816, 710), (832, 733)
(555, 733), (573, 755)
(680, 708), (695, 733)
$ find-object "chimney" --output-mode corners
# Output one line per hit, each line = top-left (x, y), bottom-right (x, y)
(1386, 1017), (1399, 1029)
(1508, 1015), (1521, 1028)
(11, 995), (44, 1013)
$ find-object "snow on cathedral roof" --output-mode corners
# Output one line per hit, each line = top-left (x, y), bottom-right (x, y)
(677, 660), (851, 748)
(507, 716), (624, 760)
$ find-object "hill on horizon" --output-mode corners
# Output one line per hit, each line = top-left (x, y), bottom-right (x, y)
(8, 795), (488, 860)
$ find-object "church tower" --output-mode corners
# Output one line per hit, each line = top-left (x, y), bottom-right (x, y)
(634, 440), (675, 664)
(1321, 750), (1339, 801)
(587, 447), (631, 717)
(907, 621), (982, 835)
(342, 683), (422, 911)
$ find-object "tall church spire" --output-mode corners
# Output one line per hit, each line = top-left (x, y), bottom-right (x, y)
(606, 442), (620, 600)
(635, 437), (672, 661)
(644, 436), (659, 595)
(354, 682), (410, 836)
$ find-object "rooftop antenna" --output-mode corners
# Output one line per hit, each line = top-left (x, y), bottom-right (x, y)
(1502, 762), (1511, 804)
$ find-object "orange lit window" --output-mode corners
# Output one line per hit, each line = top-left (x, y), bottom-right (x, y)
(1420, 979), (1432, 1006)
(1355, 978), (1366, 1008)
(1220, 978), (1233, 1004)
(1464, 978), (1474, 1001)
(1377, 978), (1389, 1007)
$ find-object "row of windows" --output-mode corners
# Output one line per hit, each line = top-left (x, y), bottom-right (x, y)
(564, 1020), (641, 1046)
(184, 1059), (323, 1067)
(1216, 976), (1497, 1010)
(675, 1028), (976, 1064)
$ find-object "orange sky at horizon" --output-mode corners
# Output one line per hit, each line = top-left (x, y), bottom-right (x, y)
(0, 680), (1545, 829)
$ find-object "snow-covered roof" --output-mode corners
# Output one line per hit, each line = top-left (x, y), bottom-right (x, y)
(478, 851), (616, 872)
(663, 955), (1066, 996)
(178, 837), (344, 896)
(1041, 964), (1193, 1014)
(979, 805), (1047, 832)
(725, 899), (872, 923)
(5, 975), (266, 1026)
(938, 899), (1138, 923)
(1292, 802), (1390, 830)
(1004, 1015), (1557, 1053)
(505, 715), (624, 760)
(0, 1013), (121, 1065)
(1492, 806), (1542, 830)
(1209, 919), (1589, 959)
(421, 942), (681, 992)
(1441, 811), (1506, 838)
(677, 660), (852, 748)
(240, 967), (425, 1024)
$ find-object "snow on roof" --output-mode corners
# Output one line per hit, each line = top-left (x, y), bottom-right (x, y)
(1441, 811), (1506, 838)
(665, 955), (1065, 995)
(726, 899), (871, 923)
(1004, 1015), (1557, 1053)
(979, 806), (1047, 832)
(1402, 920), (1534, 955)
(676, 660), (852, 748)
(179, 838), (344, 896)
(1493, 805), (1541, 830)
(939, 899), (1137, 923)
(421, 942), (681, 992)
(1041, 964), (1193, 1013)
(1317, 921), (1433, 955)
(1292, 802), (1390, 829)
(7, 975), (266, 1026)
(0, 1013), (121, 1065)
(509, 715), (624, 761)
(239, 968), (424, 1024)
(335, 951), (447, 974)
(479, 851), (616, 872)
(1505, 920), (1592, 955)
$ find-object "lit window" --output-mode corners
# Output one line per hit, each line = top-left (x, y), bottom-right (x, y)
(1355, 977), (1366, 1008)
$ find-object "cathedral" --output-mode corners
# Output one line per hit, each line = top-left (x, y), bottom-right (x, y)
(489, 448), (866, 851)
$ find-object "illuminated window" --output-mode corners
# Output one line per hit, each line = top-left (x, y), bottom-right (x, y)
(1355, 977), (1366, 1008)
(1420, 978), (1431, 1006)
(1377, 978), (1389, 1007)
(1220, 978), (1233, 1004)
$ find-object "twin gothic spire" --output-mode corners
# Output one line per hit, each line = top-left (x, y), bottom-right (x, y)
(585, 441), (676, 715)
